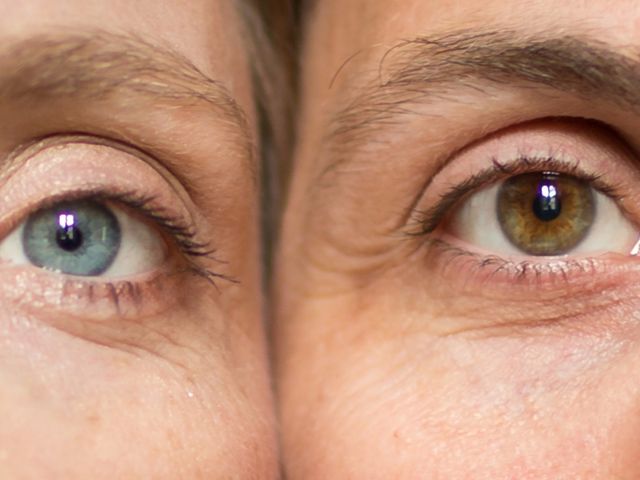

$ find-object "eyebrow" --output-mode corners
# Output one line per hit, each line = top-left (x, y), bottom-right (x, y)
(0, 31), (251, 138)
(328, 30), (640, 150)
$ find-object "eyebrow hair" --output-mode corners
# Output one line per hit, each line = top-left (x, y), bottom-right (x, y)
(0, 31), (250, 138)
(328, 30), (640, 150)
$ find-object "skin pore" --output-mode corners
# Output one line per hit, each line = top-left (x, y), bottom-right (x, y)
(276, 1), (640, 478)
(0, 1), (277, 478)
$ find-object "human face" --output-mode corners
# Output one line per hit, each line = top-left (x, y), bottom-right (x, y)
(0, 1), (277, 477)
(277, 1), (640, 477)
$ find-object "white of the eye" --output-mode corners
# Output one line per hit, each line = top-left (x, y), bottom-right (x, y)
(104, 208), (166, 277)
(0, 205), (167, 277)
(0, 223), (28, 265)
(450, 182), (639, 257)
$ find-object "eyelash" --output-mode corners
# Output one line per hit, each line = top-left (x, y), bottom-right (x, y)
(408, 155), (625, 236)
(425, 237), (601, 286)
(107, 191), (236, 286)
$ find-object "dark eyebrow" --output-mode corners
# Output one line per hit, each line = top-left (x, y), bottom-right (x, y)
(0, 31), (250, 136)
(329, 30), (640, 150)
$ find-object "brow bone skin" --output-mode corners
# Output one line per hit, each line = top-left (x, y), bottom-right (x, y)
(328, 30), (640, 150)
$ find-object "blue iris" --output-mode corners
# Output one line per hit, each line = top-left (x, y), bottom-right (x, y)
(22, 201), (121, 276)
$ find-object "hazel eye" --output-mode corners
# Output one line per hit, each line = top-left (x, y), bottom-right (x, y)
(448, 171), (639, 257)
(0, 199), (167, 277)
(497, 173), (595, 255)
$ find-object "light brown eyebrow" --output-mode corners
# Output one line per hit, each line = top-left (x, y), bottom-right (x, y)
(327, 30), (640, 152)
(0, 31), (251, 137)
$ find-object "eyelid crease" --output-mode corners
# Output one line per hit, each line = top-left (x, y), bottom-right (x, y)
(1, 134), (196, 211)
(406, 155), (623, 237)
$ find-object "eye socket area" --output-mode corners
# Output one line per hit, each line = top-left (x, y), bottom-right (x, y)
(411, 119), (640, 262)
(445, 170), (639, 259)
(0, 199), (168, 278)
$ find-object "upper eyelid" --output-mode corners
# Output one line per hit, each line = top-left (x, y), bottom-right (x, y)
(2, 134), (194, 203)
(11, 134), (232, 239)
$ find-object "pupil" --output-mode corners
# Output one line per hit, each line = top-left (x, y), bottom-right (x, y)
(532, 177), (562, 222)
(55, 212), (83, 252)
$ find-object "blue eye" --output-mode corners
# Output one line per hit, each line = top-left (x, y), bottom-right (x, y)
(0, 197), (168, 278)
(22, 201), (121, 276)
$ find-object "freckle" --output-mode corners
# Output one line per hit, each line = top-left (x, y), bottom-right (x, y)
(113, 356), (134, 368)
(86, 413), (101, 425)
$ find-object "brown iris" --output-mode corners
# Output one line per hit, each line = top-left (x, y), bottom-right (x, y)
(497, 172), (595, 255)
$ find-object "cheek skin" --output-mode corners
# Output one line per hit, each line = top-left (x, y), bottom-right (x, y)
(278, 291), (640, 479)
(0, 299), (277, 478)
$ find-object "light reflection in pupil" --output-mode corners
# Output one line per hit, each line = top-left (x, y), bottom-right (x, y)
(56, 212), (83, 251)
(533, 177), (562, 222)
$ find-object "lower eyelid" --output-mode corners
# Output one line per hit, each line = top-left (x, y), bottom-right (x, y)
(423, 236), (640, 296)
(0, 261), (186, 321)
(415, 237), (640, 339)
